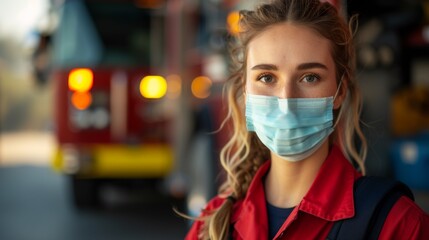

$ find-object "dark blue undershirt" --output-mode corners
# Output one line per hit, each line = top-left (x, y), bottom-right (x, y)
(266, 202), (294, 239)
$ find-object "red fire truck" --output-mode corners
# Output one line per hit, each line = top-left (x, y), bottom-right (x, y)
(47, 0), (235, 210)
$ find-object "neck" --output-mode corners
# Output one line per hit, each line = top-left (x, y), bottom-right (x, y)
(264, 140), (330, 208)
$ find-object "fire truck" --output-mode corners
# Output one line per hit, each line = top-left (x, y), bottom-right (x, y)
(47, 0), (237, 210)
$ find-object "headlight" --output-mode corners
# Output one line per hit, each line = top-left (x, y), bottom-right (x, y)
(139, 75), (167, 99)
(68, 68), (93, 92)
(71, 91), (92, 110)
(191, 76), (212, 99)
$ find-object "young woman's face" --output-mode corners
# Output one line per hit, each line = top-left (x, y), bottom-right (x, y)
(246, 23), (339, 100)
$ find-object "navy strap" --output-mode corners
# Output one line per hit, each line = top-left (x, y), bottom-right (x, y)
(327, 176), (414, 240)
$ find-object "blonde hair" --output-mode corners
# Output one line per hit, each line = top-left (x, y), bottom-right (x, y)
(200, 0), (367, 239)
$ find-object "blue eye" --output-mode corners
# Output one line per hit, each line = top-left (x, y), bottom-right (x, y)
(302, 74), (320, 83)
(257, 73), (275, 83)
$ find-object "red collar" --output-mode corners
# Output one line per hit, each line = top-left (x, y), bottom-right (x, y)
(231, 145), (360, 240)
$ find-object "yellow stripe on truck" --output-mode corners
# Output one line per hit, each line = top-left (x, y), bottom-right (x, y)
(53, 144), (174, 178)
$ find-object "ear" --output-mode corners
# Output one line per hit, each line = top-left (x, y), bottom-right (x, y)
(333, 79), (347, 110)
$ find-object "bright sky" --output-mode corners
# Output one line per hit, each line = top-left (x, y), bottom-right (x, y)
(0, 0), (50, 41)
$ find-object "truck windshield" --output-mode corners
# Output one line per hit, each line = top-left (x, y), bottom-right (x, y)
(53, 0), (164, 68)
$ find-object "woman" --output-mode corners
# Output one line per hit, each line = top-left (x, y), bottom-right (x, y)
(186, 0), (429, 239)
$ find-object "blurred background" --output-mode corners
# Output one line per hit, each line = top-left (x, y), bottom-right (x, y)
(0, 0), (428, 239)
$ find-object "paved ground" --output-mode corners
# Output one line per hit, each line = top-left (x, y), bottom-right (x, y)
(0, 132), (189, 240)
(0, 165), (189, 240)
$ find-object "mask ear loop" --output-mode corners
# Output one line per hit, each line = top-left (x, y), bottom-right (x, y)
(333, 79), (343, 101)
(333, 78), (344, 128)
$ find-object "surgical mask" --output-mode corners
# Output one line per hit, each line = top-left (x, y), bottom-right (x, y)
(245, 83), (342, 162)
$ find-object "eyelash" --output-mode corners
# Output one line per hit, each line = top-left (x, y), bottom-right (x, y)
(256, 73), (321, 84)
(256, 72), (275, 83)
(301, 73), (321, 83)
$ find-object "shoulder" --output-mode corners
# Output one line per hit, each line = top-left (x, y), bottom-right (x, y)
(204, 196), (228, 212)
(380, 196), (429, 239)
(185, 196), (227, 240)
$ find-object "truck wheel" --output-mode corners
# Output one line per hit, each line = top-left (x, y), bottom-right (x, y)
(70, 176), (101, 209)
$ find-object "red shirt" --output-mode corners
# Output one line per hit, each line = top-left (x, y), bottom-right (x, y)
(186, 146), (429, 239)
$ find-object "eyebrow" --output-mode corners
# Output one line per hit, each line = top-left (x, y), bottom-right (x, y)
(251, 64), (278, 71)
(250, 62), (328, 71)
(297, 62), (328, 70)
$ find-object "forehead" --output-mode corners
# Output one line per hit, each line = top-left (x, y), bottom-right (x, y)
(247, 23), (334, 68)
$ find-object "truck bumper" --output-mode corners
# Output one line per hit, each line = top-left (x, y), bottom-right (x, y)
(52, 144), (174, 178)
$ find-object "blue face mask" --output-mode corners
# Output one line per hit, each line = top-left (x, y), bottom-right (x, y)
(245, 83), (342, 162)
